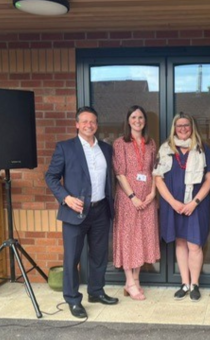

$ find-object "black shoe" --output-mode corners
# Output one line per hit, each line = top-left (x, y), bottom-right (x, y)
(69, 303), (87, 318)
(174, 284), (189, 300)
(190, 284), (201, 302)
(88, 293), (119, 305)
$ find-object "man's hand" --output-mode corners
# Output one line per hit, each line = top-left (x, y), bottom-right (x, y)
(64, 195), (84, 213)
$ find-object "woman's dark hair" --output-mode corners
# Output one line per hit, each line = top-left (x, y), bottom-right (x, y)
(75, 106), (98, 122)
(123, 105), (150, 143)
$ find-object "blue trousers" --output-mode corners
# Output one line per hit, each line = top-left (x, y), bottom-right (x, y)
(62, 200), (110, 305)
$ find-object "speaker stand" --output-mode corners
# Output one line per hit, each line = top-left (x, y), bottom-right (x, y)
(0, 169), (48, 319)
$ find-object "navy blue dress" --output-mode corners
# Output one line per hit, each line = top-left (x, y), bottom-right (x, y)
(160, 144), (210, 246)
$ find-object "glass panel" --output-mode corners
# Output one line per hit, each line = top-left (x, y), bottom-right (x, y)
(175, 64), (210, 144)
(90, 65), (160, 274)
(174, 64), (210, 275)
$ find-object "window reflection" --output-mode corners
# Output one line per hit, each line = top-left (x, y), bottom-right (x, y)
(90, 65), (159, 146)
(175, 64), (210, 146)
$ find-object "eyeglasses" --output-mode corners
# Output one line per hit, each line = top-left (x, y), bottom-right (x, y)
(175, 124), (191, 129)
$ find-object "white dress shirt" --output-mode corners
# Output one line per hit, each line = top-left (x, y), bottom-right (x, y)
(78, 134), (107, 202)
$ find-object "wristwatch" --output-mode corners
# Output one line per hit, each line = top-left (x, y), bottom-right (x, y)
(194, 198), (201, 205)
(128, 193), (136, 199)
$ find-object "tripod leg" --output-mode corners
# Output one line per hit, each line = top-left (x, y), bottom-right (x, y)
(0, 242), (8, 283)
(4, 170), (16, 281)
(16, 243), (48, 281)
(11, 243), (42, 318)
(0, 242), (7, 252)
(0, 241), (16, 283)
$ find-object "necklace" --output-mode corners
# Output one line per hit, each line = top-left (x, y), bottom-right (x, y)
(175, 152), (188, 169)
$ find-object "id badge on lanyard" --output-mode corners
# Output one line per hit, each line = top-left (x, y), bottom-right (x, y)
(136, 173), (147, 182)
(132, 137), (147, 182)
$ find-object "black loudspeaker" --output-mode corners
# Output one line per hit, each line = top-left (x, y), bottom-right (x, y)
(0, 89), (37, 169)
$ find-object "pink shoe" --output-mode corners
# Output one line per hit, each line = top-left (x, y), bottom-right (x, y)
(124, 284), (145, 301)
(134, 279), (144, 294)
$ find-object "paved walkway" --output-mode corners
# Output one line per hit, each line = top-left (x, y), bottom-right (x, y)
(0, 282), (210, 325)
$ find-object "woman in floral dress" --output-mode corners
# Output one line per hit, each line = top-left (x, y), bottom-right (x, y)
(113, 105), (160, 300)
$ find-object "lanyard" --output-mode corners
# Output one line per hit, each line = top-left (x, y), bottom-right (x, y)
(132, 136), (145, 171)
(175, 152), (188, 169)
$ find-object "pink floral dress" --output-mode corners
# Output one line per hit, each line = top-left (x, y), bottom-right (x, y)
(113, 137), (160, 270)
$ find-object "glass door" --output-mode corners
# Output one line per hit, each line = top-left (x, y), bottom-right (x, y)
(167, 58), (210, 285)
(77, 55), (167, 284)
(77, 50), (210, 286)
(90, 64), (162, 284)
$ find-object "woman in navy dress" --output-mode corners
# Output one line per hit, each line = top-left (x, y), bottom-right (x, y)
(153, 112), (210, 301)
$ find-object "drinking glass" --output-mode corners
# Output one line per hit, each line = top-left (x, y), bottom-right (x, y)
(77, 196), (86, 219)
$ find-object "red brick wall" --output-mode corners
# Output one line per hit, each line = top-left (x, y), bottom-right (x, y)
(11, 231), (63, 282)
(0, 29), (209, 282)
(1, 30), (210, 50)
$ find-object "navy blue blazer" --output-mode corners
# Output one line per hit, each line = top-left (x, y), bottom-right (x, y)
(45, 136), (114, 225)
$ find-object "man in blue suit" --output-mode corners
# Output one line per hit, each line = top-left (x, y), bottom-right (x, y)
(45, 106), (118, 318)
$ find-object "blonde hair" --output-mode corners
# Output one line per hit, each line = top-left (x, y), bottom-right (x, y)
(168, 112), (203, 153)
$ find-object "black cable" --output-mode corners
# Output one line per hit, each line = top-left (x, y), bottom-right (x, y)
(22, 288), (88, 325)
(41, 301), (66, 316)
(0, 300), (88, 328)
